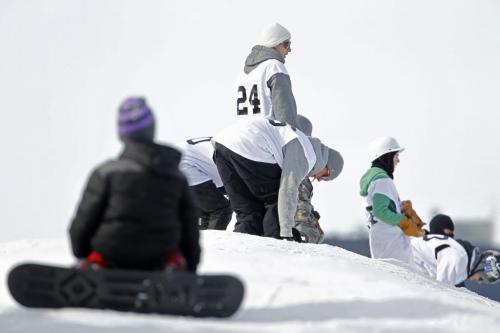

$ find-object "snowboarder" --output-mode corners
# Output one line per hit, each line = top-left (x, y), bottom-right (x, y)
(236, 22), (297, 126)
(411, 233), (500, 287)
(294, 114), (324, 243)
(359, 136), (425, 263)
(179, 137), (233, 230)
(69, 97), (201, 272)
(212, 117), (343, 240)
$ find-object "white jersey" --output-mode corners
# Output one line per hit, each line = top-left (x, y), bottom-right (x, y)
(411, 235), (469, 286)
(212, 118), (316, 171)
(365, 176), (412, 263)
(179, 137), (223, 188)
(366, 178), (403, 223)
(236, 59), (288, 119)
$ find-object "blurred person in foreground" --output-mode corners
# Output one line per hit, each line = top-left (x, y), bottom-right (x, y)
(69, 97), (200, 272)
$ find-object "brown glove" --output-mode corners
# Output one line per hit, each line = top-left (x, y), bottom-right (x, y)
(402, 200), (426, 229)
(399, 217), (425, 237)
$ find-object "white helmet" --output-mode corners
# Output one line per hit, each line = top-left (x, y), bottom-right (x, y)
(368, 136), (404, 162)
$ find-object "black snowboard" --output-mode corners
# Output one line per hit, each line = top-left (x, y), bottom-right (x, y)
(7, 263), (244, 318)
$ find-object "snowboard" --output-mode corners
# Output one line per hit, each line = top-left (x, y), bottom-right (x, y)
(7, 263), (244, 318)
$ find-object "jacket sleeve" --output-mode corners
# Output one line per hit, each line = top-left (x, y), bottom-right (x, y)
(267, 73), (297, 127)
(278, 139), (309, 237)
(69, 168), (108, 258)
(372, 193), (405, 226)
(178, 180), (201, 272)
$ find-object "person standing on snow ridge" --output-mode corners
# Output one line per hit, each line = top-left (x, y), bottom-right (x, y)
(179, 137), (233, 230)
(69, 97), (201, 272)
(293, 114), (325, 243)
(236, 23), (325, 242)
(212, 117), (343, 241)
(236, 22), (297, 127)
(359, 136), (425, 263)
(411, 231), (500, 287)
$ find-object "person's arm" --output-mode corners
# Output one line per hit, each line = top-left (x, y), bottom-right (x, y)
(68, 168), (108, 258)
(267, 73), (297, 127)
(178, 179), (201, 272)
(278, 139), (309, 238)
(436, 247), (469, 286)
(372, 193), (405, 225)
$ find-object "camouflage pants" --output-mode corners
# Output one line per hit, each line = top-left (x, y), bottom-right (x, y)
(294, 178), (324, 244)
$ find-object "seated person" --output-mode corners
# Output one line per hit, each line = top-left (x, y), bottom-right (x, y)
(69, 97), (200, 272)
(411, 214), (500, 286)
(360, 137), (425, 263)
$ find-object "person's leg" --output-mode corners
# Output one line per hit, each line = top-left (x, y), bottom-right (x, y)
(214, 144), (264, 235)
(294, 179), (320, 242)
(228, 157), (281, 239)
(262, 202), (280, 238)
(190, 181), (233, 230)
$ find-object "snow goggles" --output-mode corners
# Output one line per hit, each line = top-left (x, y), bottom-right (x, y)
(479, 255), (500, 284)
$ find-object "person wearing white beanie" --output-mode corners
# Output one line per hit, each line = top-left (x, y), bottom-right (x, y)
(235, 22), (297, 127)
(260, 23), (291, 48)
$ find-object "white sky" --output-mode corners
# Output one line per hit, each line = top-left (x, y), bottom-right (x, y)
(1, 0), (499, 241)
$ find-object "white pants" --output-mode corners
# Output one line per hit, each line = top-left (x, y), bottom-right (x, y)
(369, 221), (413, 264)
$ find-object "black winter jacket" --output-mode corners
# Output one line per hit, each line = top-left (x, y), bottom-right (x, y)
(69, 141), (201, 272)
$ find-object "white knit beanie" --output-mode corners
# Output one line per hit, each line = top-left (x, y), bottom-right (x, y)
(260, 23), (291, 48)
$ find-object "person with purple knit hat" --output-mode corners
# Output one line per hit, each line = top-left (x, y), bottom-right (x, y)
(69, 97), (201, 272)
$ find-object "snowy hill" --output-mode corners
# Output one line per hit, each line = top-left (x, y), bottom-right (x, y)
(1, 232), (499, 333)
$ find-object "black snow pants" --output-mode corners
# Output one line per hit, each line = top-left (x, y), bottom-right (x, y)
(213, 143), (282, 238)
(191, 181), (233, 230)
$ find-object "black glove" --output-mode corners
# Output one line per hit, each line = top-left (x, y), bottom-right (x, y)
(280, 228), (303, 243)
(292, 228), (303, 243)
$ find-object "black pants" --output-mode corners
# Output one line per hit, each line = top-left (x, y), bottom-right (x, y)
(214, 143), (281, 238)
(191, 181), (232, 230)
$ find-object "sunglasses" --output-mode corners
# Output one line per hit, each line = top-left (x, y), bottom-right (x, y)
(282, 40), (291, 49)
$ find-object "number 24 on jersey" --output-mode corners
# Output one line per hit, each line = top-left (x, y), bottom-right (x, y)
(237, 85), (261, 115)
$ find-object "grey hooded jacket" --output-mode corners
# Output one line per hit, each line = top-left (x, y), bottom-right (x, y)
(244, 45), (297, 127)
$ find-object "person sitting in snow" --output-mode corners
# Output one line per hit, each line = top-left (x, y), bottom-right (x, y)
(69, 97), (201, 272)
(411, 214), (500, 287)
(359, 136), (425, 263)
(212, 117), (343, 241)
(179, 137), (233, 230)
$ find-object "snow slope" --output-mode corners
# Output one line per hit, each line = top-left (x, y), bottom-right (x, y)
(2, 0), (500, 242)
(1, 231), (499, 333)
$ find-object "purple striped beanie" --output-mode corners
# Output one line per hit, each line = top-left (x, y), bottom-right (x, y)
(118, 97), (155, 142)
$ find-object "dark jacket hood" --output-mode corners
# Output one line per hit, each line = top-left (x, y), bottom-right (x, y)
(244, 45), (285, 74)
(120, 141), (181, 176)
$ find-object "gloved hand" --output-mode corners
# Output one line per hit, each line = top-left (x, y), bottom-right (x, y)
(401, 200), (426, 228)
(292, 228), (303, 243)
(281, 228), (303, 243)
(399, 217), (425, 237)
